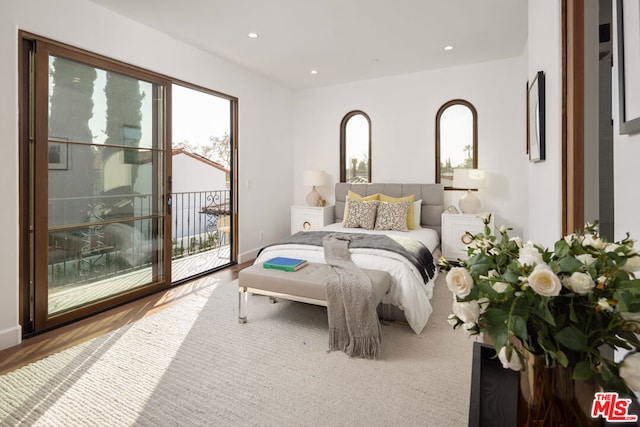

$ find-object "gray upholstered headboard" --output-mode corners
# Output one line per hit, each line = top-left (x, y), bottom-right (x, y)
(334, 183), (445, 236)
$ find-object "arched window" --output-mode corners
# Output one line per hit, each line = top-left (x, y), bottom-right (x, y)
(340, 111), (371, 183)
(435, 100), (478, 189)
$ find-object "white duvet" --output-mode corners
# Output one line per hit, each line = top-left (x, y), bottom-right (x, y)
(254, 223), (440, 334)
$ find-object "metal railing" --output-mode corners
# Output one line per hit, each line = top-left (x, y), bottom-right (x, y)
(171, 189), (231, 258)
(47, 189), (231, 287)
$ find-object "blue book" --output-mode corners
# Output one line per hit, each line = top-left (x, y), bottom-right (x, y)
(263, 257), (308, 272)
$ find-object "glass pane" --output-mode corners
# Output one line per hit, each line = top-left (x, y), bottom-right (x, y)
(171, 84), (232, 282)
(439, 104), (474, 187)
(344, 114), (369, 183)
(47, 54), (164, 316)
(49, 55), (155, 149)
(48, 144), (162, 228)
(48, 218), (162, 315)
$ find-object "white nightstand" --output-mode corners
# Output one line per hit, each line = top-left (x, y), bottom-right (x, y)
(291, 206), (334, 233)
(441, 212), (494, 261)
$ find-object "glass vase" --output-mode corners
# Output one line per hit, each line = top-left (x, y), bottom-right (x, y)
(518, 351), (603, 427)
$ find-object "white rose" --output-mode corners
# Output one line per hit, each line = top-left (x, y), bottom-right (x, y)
(597, 298), (614, 312)
(498, 346), (523, 371)
(621, 312), (640, 328)
(510, 236), (523, 248)
(446, 267), (474, 298)
(452, 299), (480, 324)
(564, 233), (576, 244)
(605, 243), (620, 253)
(622, 254), (640, 273)
(518, 242), (544, 267)
(447, 314), (459, 326)
(562, 272), (595, 295)
(575, 254), (596, 266)
(492, 282), (510, 293)
(528, 264), (562, 297)
(620, 353), (640, 392)
(583, 234), (605, 249)
(499, 225), (507, 233)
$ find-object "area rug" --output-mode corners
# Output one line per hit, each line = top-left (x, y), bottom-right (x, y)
(0, 274), (474, 426)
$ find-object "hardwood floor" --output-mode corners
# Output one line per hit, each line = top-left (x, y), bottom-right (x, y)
(0, 261), (252, 376)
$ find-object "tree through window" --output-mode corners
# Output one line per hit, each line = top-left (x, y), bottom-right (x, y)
(435, 100), (478, 188)
(340, 111), (371, 183)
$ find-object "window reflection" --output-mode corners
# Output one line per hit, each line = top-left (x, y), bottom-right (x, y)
(436, 100), (477, 188)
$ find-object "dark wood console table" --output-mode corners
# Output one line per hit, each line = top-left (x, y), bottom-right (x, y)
(468, 342), (519, 427)
(468, 341), (640, 426)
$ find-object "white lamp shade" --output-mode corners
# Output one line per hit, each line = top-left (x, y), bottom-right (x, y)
(452, 168), (485, 190)
(303, 170), (325, 187)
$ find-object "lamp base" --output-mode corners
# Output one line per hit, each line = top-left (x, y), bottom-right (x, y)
(459, 190), (481, 214)
(306, 186), (325, 207)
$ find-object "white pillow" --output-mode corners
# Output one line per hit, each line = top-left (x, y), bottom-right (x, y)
(413, 199), (422, 229)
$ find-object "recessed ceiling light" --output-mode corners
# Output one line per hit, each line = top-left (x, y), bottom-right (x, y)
(310, 70), (318, 75)
(247, 32), (259, 39)
(444, 45), (454, 51)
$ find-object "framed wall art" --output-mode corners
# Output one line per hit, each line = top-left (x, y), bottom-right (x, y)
(527, 71), (545, 162)
(616, 0), (640, 135)
(48, 137), (69, 170)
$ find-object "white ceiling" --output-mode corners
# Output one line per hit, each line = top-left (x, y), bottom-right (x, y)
(88, 0), (528, 90)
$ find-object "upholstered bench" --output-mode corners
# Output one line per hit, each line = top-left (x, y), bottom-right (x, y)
(237, 262), (392, 324)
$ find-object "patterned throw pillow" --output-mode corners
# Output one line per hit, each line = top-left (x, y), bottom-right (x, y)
(343, 199), (379, 230)
(342, 191), (380, 223)
(379, 194), (416, 229)
(374, 201), (410, 231)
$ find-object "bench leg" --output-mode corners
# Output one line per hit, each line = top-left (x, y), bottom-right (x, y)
(238, 288), (247, 324)
(381, 303), (391, 326)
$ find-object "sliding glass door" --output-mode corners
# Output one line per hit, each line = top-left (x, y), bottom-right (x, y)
(20, 33), (237, 334)
(24, 37), (172, 332)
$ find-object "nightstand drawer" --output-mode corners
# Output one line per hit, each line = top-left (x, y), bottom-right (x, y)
(291, 206), (334, 233)
(441, 213), (493, 261)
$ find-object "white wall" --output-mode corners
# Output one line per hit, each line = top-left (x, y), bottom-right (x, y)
(172, 154), (227, 193)
(527, 0), (564, 247)
(526, 0), (640, 247)
(612, 0), (640, 241)
(292, 56), (529, 237)
(0, 0), (294, 349)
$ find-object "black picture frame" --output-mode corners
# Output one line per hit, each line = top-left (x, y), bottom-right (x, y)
(616, 0), (640, 135)
(527, 71), (545, 162)
(48, 137), (69, 170)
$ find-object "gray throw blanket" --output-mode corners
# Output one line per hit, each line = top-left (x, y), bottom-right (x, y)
(322, 234), (382, 359)
(258, 231), (435, 284)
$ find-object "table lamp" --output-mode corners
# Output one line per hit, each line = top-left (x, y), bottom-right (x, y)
(303, 170), (326, 206)
(452, 169), (485, 214)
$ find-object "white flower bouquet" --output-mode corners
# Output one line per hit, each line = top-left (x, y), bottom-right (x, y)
(439, 217), (640, 394)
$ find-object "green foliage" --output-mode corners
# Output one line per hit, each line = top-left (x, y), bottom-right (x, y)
(440, 220), (640, 395)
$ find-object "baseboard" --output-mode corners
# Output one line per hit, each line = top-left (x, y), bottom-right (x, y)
(238, 247), (260, 264)
(0, 324), (22, 351)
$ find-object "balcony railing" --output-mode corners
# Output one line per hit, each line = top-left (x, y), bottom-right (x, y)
(171, 189), (231, 258)
(47, 189), (231, 288)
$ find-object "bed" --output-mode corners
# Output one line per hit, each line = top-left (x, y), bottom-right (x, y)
(254, 183), (444, 334)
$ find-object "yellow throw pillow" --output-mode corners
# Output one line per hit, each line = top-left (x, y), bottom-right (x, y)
(342, 191), (380, 223)
(379, 194), (416, 229)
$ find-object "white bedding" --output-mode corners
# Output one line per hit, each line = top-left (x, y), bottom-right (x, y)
(254, 223), (440, 334)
